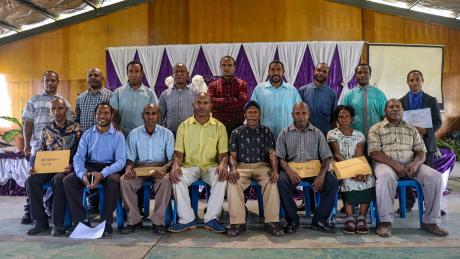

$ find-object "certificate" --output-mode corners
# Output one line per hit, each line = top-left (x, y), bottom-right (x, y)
(134, 166), (162, 177)
(33, 150), (70, 174)
(332, 156), (372, 180)
(402, 108), (433, 128)
(288, 160), (321, 178)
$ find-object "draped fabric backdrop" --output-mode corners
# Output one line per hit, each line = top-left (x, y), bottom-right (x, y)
(106, 41), (365, 99)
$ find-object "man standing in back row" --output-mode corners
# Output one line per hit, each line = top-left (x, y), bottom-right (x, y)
(208, 56), (248, 135)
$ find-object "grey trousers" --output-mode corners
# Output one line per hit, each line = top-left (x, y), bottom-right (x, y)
(374, 162), (442, 224)
(120, 174), (171, 225)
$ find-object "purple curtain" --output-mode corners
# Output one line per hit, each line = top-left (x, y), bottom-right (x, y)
(293, 46), (315, 89)
(328, 47), (344, 98)
(235, 46), (258, 97)
(153, 50), (173, 98)
(105, 50), (122, 90)
(192, 47), (213, 77)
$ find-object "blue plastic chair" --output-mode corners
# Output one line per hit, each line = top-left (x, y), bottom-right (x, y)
(82, 184), (124, 231)
(41, 182), (72, 228)
(137, 180), (174, 226)
(370, 179), (424, 227)
(279, 181), (338, 222)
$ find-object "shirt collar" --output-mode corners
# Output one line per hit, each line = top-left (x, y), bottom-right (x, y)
(264, 80), (288, 88)
(128, 83), (146, 91)
(172, 84), (190, 91)
(381, 117), (408, 128)
(288, 123), (315, 132)
(189, 116), (217, 126)
(91, 123), (116, 134)
(409, 90), (423, 98)
(142, 125), (158, 134)
(222, 77), (236, 84)
(312, 82), (327, 89)
(52, 120), (70, 130)
(87, 87), (105, 95)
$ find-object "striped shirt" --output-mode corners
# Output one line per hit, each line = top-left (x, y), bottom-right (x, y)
(22, 92), (74, 153)
(367, 118), (427, 163)
(158, 85), (195, 133)
(276, 123), (332, 162)
(76, 87), (113, 132)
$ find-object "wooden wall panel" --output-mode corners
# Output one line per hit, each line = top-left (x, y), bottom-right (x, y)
(148, 0), (189, 44)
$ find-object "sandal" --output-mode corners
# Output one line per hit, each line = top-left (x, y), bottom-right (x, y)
(356, 217), (368, 234)
(343, 218), (356, 235)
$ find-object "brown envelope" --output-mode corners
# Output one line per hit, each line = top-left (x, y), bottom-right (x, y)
(332, 156), (372, 180)
(288, 160), (321, 178)
(34, 150), (70, 174)
(134, 166), (162, 177)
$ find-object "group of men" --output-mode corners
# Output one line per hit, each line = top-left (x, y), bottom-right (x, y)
(21, 54), (447, 238)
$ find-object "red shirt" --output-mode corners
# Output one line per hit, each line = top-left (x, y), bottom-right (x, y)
(208, 77), (248, 131)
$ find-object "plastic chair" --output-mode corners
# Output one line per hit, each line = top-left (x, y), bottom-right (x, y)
(41, 182), (72, 228)
(370, 179), (424, 227)
(139, 180), (173, 226)
(82, 184), (124, 232)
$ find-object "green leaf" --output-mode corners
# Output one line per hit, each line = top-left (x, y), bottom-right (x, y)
(2, 129), (21, 143)
(0, 116), (21, 127)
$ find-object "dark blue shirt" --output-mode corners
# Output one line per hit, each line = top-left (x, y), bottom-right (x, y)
(298, 82), (337, 135)
(408, 91), (424, 110)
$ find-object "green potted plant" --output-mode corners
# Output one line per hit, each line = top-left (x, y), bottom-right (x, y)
(0, 116), (24, 151)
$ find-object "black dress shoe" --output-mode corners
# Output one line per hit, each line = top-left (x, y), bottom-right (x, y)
(311, 221), (336, 233)
(264, 222), (284, 236)
(121, 222), (142, 234)
(52, 227), (66, 237)
(153, 224), (166, 234)
(27, 224), (50, 235)
(103, 224), (113, 236)
(21, 213), (32, 225)
(284, 224), (299, 234)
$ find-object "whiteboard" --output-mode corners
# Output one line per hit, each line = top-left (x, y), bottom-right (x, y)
(368, 44), (443, 108)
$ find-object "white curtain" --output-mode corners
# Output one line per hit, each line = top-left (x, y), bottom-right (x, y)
(202, 43), (241, 76)
(337, 41), (365, 102)
(308, 41), (337, 67)
(137, 46), (165, 89)
(243, 42), (277, 83)
(0, 157), (29, 187)
(277, 42), (308, 84)
(107, 47), (137, 85)
(165, 45), (201, 73)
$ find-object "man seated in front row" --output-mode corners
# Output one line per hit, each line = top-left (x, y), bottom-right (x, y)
(368, 98), (448, 238)
(64, 103), (126, 236)
(277, 102), (339, 233)
(26, 98), (82, 236)
(168, 92), (229, 233)
(227, 100), (283, 237)
(120, 104), (174, 235)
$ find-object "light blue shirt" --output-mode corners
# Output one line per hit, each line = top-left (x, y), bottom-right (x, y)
(73, 124), (126, 180)
(110, 84), (159, 137)
(126, 124), (174, 164)
(251, 81), (301, 137)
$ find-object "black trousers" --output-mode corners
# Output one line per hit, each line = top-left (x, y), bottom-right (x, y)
(278, 171), (339, 225)
(26, 173), (66, 229)
(63, 163), (120, 225)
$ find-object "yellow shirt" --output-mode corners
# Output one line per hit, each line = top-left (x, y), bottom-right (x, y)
(175, 116), (228, 169)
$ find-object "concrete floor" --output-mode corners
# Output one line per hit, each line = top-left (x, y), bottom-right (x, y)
(1, 163), (460, 259)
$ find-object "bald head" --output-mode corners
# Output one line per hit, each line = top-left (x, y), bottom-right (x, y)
(292, 102), (310, 130)
(87, 67), (104, 90)
(142, 104), (160, 129)
(173, 63), (189, 87)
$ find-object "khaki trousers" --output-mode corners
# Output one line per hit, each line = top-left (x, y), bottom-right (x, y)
(120, 174), (172, 225)
(227, 162), (280, 224)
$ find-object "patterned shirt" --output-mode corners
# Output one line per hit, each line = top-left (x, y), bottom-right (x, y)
(175, 116), (228, 170)
(229, 125), (275, 163)
(276, 123), (332, 162)
(251, 81), (301, 138)
(110, 84), (159, 137)
(76, 87), (113, 132)
(327, 128), (374, 192)
(73, 124), (126, 180)
(22, 92), (74, 154)
(298, 83), (337, 135)
(208, 77), (248, 131)
(37, 120), (82, 163)
(367, 118), (427, 164)
(158, 85), (195, 133)
(126, 124), (174, 164)
(341, 85), (386, 134)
